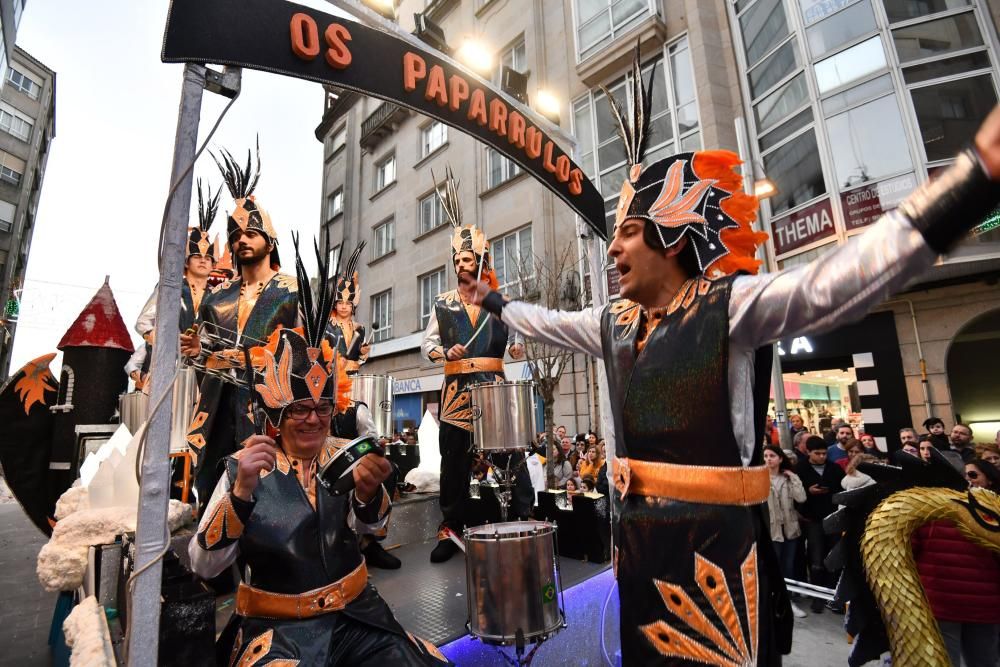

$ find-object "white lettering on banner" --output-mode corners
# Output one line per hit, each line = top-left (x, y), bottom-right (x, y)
(393, 378), (424, 394)
(774, 209), (833, 248)
(776, 337), (815, 356)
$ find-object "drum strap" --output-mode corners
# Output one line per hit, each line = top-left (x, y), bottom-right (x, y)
(235, 560), (368, 619)
(613, 457), (769, 505)
(443, 357), (504, 375)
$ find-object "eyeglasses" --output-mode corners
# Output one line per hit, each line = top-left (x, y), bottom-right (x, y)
(285, 401), (334, 421)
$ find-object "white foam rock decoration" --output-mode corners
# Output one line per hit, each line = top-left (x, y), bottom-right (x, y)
(79, 423), (133, 488)
(415, 409), (441, 473)
(63, 596), (115, 666)
(86, 423), (143, 510)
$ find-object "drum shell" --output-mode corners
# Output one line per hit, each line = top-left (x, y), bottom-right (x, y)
(350, 374), (394, 438)
(464, 521), (562, 644)
(119, 392), (149, 436)
(469, 381), (536, 452)
(169, 366), (199, 453)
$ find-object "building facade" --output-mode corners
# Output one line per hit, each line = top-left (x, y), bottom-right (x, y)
(317, 0), (1000, 444)
(0, 45), (54, 377)
(0, 0), (26, 84)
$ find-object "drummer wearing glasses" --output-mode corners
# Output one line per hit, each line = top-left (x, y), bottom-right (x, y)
(421, 167), (523, 564)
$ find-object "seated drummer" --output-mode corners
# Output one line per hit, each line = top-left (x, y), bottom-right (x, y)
(189, 242), (449, 666)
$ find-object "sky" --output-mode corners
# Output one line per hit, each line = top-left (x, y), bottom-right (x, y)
(9, 0), (347, 372)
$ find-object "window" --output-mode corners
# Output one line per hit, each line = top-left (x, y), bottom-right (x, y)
(0, 103), (31, 141)
(813, 36), (886, 94)
(326, 188), (343, 220)
(372, 218), (395, 258)
(326, 126), (346, 155)
(6, 68), (38, 99)
(892, 12), (983, 65)
(0, 200), (14, 233)
(420, 121), (447, 158)
(486, 148), (523, 189)
(739, 0), (790, 67)
(371, 290), (392, 342)
(0, 151), (24, 186)
(419, 188), (447, 234)
(882, 0), (970, 23)
(374, 154), (396, 192)
(419, 269), (445, 328)
(575, 0), (651, 61)
(762, 129), (827, 215)
(328, 243), (341, 273)
(805, 0), (876, 58)
(910, 74), (998, 162)
(493, 38), (527, 85)
(748, 39), (802, 100)
(754, 73), (809, 131)
(492, 226), (534, 297)
(826, 94), (912, 188)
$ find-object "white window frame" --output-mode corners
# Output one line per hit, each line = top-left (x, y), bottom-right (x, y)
(6, 67), (38, 99)
(326, 188), (343, 220)
(328, 242), (342, 273)
(331, 125), (346, 154)
(419, 268), (445, 329)
(0, 151), (23, 186)
(492, 225), (535, 298)
(0, 200), (14, 233)
(0, 103), (31, 142)
(486, 148), (523, 189)
(372, 217), (395, 259)
(493, 37), (528, 86)
(420, 121), (447, 158)
(573, 0), (654, 62)
(374, 153), (397, 192)
(371, 289), (393, 342)
(418, 187), (447, 235)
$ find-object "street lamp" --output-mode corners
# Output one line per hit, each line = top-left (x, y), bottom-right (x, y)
(362, 0), (396, 20)
(456, 38), (493, 74)
(536, 89), (561, 122)
(753, 178), (777, 199)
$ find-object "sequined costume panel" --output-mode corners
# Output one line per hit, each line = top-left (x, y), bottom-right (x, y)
(326, 319), (367, 373)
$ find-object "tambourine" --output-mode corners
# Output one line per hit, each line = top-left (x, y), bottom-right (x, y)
(317, 435), (385, 496)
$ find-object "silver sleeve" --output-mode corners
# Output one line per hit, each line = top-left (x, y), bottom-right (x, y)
(135, 287), (158, 336)
(500, 301), (604, 358)
(729, 211), (936, 349)
(421, 309), (444, 362)
(355, 403), (378, 438)
(187, 475), (240, 579)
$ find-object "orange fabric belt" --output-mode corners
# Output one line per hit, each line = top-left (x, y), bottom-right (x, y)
(235, 561), (368, 619)
(615, 457), (770, 506)
(443, 357), (504, 376)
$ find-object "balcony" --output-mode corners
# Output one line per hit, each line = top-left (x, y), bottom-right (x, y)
(360, 101), (409, 150)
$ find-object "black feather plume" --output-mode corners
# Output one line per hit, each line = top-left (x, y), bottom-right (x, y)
(431, 166), (463, 228)
(340, 241), (366, 283)
(600, 42), (655, 169)
(212, 137), (261, 201)
(196, 179), (221, 233)
(290, 231), (335, 349)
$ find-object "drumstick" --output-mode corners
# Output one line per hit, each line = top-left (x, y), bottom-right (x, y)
(463, 315), (490, 348)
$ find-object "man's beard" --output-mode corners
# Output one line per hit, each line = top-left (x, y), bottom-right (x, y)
(235, 242), (271, 268)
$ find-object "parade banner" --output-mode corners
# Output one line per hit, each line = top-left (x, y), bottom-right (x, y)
(162, 0), (609, 240)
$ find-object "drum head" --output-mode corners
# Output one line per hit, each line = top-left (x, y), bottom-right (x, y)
(317, 436), (383, 495)
(464, 520), (555, 541)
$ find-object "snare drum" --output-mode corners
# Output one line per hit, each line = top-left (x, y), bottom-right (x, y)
(464, 520), (564, 645)
(469, 380), (537, 452)
(350, 374), (394, 438)
(169, 366), (199, 453)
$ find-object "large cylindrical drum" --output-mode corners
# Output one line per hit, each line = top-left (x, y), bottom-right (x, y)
(350, 374), (394, 438)
(119, 392), (149, 436)
(464, 521), (563, 645)
(169, 366), (199, 453)
(469, 381), (536, 451)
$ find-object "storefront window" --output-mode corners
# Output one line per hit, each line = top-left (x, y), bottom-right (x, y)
(814, 36), (886, 94)
(826, 94), (912, 188)
(910, 74), (998, 162)
(882, 0), (971, 24)
(891, 11), (983, 64)
(763, 129), (827, 215)
(805, 0), (876, 58)
(740, 0), (790, 67)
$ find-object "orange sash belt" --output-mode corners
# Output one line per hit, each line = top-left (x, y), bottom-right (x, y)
(614, 457), (769, 505)
(235, 560), (367, 619)
(443, 357), (504, 376)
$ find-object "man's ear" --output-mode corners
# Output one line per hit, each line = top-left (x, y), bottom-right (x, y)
(663, 235), (688, 259)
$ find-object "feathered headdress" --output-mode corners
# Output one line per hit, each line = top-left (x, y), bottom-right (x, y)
(245, 234), (345, 428)
(606, 44), (766, 277)
(212, 139), (281, 269)
(188, 179), (220, 261)
(434, 166), (499, 289)
(334, 241), (366, 308)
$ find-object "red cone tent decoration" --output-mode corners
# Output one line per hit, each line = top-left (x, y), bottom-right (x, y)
(57, 276), (133, 351)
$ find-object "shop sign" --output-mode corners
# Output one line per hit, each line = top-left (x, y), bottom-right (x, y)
(771, 199), (835, 255)
(161, 0), (607, 239)
(841, 173), (916, 231)
(776, 337), (814, 356)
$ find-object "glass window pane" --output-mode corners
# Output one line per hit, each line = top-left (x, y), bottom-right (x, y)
(740, 0), (790, 67)
(827, 94), (912, 188)
(595, 82), (627, 145)
(911, 74), (998, 162)
(670, 45), (696, 107)
(642, 141), (676, 168)
(573, 101), (594, 156)
(748, 38), (801, 99)
(676, 102), (699, 134)
(600, 164), (628, 196)
(612, 0), (646, 23)
(579, 12), (611, 53)
(763, 129), (827, 214)
(646, 62), (670, 115)
(578, 0), (607, 23)
(902, 50), (991, 84)
(883, 0), (971, 23)
(681, 131), (702, 151)
(754, 72), (809, 131)
(799, 0), (855, 25)
(814, 36), (886, 94)
(820, 73), (893, 114)
(648, 112), (674, 147)
(759, 107), (813, 151)
(806, 0), (876, 57)
(598, 140), (627, 169)
(892, 12), (983, 64)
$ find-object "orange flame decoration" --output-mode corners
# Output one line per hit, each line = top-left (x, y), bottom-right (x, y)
(648, 160), (716, 230)
(14, 353), (57, 415)
(693, 151), (768, 278)
(255, 342), (295, 409)
(334, 355), (352, 415)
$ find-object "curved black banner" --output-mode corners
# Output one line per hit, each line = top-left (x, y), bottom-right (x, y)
(162, 0), (609, 240)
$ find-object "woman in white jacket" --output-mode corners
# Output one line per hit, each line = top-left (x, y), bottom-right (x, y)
(764, 444), (808, 618)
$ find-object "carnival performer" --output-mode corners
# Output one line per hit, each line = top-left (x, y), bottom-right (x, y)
(327, 241), (371, 376)
(189, 239), (449, 666)
(420, 167), (523, 563)
(129, 179), (221, 388)
(459, 49), (1000, 665)
(182, 146), (299, 509)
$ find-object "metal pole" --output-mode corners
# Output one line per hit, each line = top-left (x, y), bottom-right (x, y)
(128, 63), (206, 666)
(735, 118), (791, 451)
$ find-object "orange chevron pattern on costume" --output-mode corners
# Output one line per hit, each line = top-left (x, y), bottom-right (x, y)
(439, 379), (473, 431)
(235, 629), (273, 667)
(202, 493), (245, 549)
(14, 353), (57, 415)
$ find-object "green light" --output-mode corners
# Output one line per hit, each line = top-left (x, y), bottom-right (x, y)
(4, 298), (17, 319)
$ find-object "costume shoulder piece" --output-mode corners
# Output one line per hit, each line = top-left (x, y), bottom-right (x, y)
(605, 44), (767, 278)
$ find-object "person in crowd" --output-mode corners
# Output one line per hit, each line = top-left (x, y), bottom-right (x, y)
(896, 427), (921, 462)
(834, 439), (864, 471)
(597, 438), (607, 461)
(579, 444), (604, 481)
(976, 443), (1000, 468)
(550, 443), (574, 489)
(572, 439), (587, 469)
(965, 458), (1000, 491)
(789, 413), (808, 440)
(921, 437), (965, 473)
(580, 476), (597, 493)
(949, 423), (976, 463)
(555, 424), (567, 442)
(841, 453), (878, 492)
(795, 436), (845, 613)
(823, 418), (845, 446)
(792, 429), (810, 460)
(826, 423), (855, 465)
(764, 415), (781, 447)
(763, 445), (807, 618)
(923, 417), (950, 451)
(565, 478), (580, 494)
(858, 432), (880, 457)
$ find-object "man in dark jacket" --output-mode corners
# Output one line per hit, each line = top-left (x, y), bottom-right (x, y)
(795, 436), (845, 612)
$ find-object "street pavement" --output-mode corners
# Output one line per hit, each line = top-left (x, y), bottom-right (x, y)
(0, 499), (856, 666)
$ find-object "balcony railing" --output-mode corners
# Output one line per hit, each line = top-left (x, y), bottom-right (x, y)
(360, 101), (409, 150)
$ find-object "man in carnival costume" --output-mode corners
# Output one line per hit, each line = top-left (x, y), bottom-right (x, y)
(328, 241), (371, 376)
(189, 239), (449, 666)
(421, 166), (523, 563)
(460, 49), (1000, 665)
(182, 145), (300, 509)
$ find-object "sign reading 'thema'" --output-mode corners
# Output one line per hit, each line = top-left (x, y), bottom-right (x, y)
(161, 0), (609, 240)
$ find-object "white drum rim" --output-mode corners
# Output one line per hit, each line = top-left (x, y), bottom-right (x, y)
(463, 520), (555, 540)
